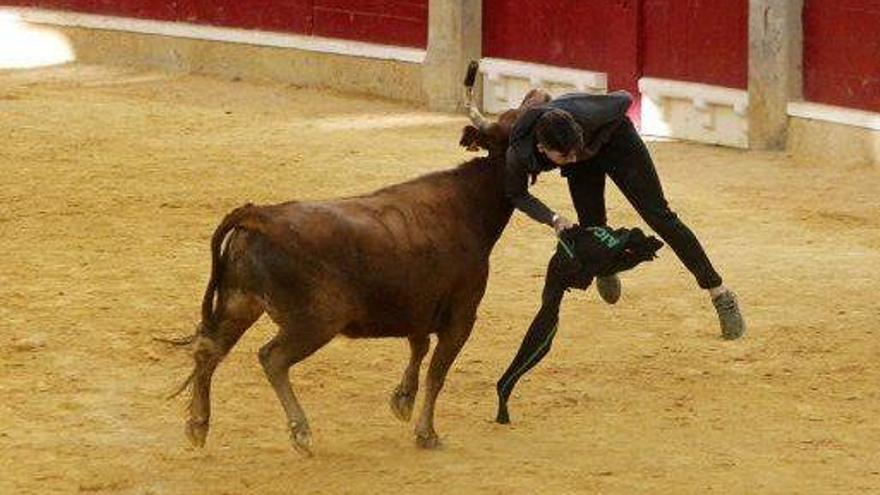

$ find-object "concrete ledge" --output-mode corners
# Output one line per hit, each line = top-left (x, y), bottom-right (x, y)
(4, 7), (426, 104)
(787, 102), (880, 165)
(479, 57), (607, 114)
(639, 77), (749, 148)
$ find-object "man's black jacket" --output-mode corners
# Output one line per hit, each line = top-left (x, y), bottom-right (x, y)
(505, 91), (633, 226)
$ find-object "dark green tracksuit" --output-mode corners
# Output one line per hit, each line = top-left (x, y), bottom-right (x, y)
(495, 225), (664, 424)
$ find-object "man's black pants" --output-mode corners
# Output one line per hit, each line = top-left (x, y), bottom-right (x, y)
(563, 118), (722, 289)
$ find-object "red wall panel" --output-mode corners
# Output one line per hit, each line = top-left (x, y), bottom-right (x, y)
(1, 0), (86, 10)
(92, 1), (181, 21)
(804, 0), (880, 112)
(483, 1), (609, 73)
(312, 0), (427, 47)
(0, 0), (174, 18)
(482, 0), (641, 95)
(186, 1), (313, 34)
(641, 0), (747, 89)
(2, 0), (426, 47)
(6, 1), (184, 20)
(481, 0), (746, 101)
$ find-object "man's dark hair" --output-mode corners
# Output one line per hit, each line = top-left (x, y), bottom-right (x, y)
(535, 109), (584, 154)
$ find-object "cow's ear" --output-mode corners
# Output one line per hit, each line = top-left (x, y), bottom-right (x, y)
(459, 125), (482, 151)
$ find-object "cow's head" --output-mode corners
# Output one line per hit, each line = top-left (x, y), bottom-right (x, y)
(459, 89), (551, 158)
(458, 108), (519, 158)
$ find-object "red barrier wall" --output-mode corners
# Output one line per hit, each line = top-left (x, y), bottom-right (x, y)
(804, 0), (880, 113)
(482, 0), (641, 95)
(185, 1), (314, 34)
(14, 0), (880, 115)
(4, 1), (189, 21)
(641, 0), (747, 89)
(312, 1), (427, 48)
(1, 0), (427, 47)
(482, 0), (746, 94)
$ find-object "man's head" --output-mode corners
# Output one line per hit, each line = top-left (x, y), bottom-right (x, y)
(535, 109), (584, 165)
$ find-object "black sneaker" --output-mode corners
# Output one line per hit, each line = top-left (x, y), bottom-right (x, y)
(712, 290), (746, 340)
(596, 275), (621, 304)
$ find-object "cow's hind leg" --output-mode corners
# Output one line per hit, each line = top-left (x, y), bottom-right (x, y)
(390, 334), (430, 422)
(414, 314), (476, 449)
(186, 292), (264, 447)
(258, 323), (335, 456)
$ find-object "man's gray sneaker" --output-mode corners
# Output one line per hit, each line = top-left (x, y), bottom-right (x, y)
(596, 275), (621, 304)
(713, 290), (745, 340)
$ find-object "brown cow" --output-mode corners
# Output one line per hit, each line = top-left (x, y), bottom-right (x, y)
(172, 117), (516, 454)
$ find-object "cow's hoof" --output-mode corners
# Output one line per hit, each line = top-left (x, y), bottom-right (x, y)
(389, 386), (415, 422)
(289, 421), (313, 457)
(415, 431), (441, 449)
(185, 419), (208, 448)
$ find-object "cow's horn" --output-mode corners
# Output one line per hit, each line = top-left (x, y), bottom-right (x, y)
(467, 104), (490, 131)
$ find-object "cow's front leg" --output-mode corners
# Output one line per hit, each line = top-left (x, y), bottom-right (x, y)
(414, 316), (474, 448)
(390, 334), (430, 422)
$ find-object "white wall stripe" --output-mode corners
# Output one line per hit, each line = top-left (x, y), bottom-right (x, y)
(3, 7), (426, 64)
(788, 101), (880, 132)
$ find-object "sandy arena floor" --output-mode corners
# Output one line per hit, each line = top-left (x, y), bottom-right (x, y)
(1, 64), (879, 494)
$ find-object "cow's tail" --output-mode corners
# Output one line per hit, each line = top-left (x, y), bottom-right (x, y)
(167, 203), (258, 399)
(156, 204), (257, 347)
(159, 203), (258, 345)
(199, 203), (258, 333)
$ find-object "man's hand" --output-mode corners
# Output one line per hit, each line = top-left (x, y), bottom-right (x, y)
(552, 214), (574, 234)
